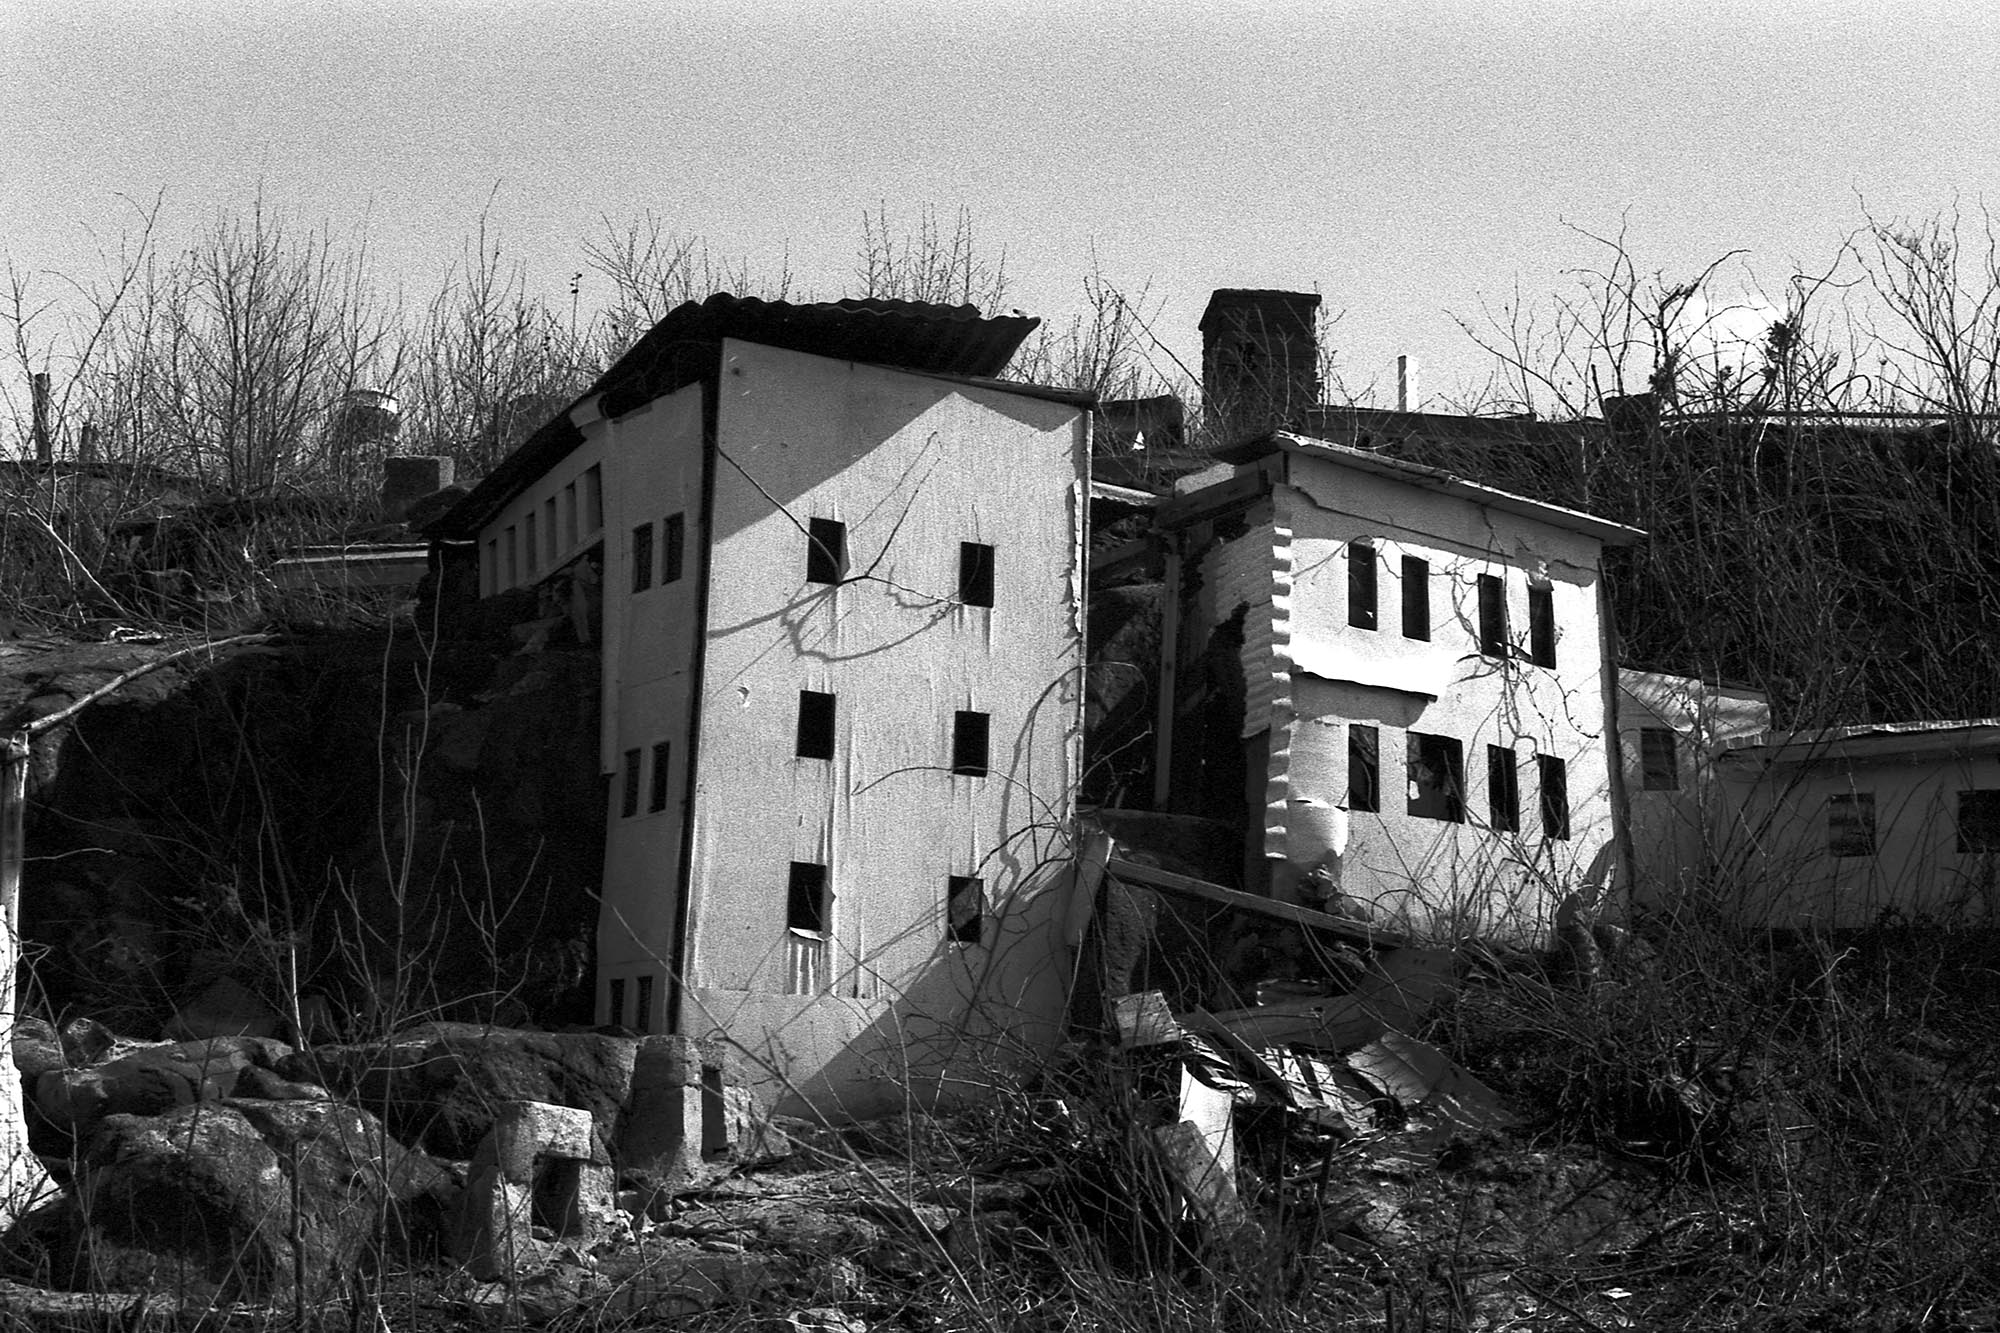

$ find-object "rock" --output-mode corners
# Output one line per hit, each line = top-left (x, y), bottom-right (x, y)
(165, 976), (282, 1041)
(58, 1018), (113, 1066)
(33, 1037), (295, 1139)
(450, 1100), (617, 1280)
(281, 1024), (638, 1160)
(11, 1019), (65, 1081)
(23, 1098), (450, 1300)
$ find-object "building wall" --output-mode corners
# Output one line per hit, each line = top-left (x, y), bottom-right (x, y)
(678, 340), (1087, 1116)
(1617, 669), (1770, 909)
(1718, 744), (2000, 927)
(477, 431), (607, 598)
(592, 382), (707, 1036)
(1181, 452), (1622, 941)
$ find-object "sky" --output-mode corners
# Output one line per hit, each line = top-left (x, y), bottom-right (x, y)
(4, 0), (1999, 414)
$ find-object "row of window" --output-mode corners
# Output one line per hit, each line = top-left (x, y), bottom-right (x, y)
(801, 517), (996, 606)
(1347, 724), (1571, 839)
(606, 975), (656, 1033)
(1343, 544), (1556, 667)
(785, 860), (986, 945)
(1827, 789), (2000, 857)
(486, 464), (605, 593)
(631, 512), (687, 593)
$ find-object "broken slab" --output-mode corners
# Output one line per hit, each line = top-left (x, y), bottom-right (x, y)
(1345, 1031), (1517, 1132)
(1112, 991), (1182, 1049)
(451, 1099), (617, 1280)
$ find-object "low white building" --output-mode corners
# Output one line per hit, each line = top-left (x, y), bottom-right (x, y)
(436, 295), (1091, 1116)
(1715, 720), (2000, 927)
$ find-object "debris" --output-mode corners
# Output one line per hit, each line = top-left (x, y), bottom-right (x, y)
(1113, 991), (1182, 1049)
(1345, 1031), (1517, 1132)
(1155, 1065), (1244, 1225)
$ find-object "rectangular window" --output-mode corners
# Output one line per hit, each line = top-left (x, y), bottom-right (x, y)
(524, 511), (539, 576)
(1639, 728), (1680, 791)
(1959, 790), (2000, 853)
(959, 542), (995, 607)
(1539, 754), (1570, 840)
(631, 522), (654, 593)
(607, 978), (626, 1028)
(1348, 541), (1378, 630)
(952, 710), (991, 777)
(1487, 744), (1519, 833)
(505, 527), (519, 588)
(1407, 733), (1465, 822)
(662, 512), (685, 584)
(1528, 583), (1556, 667)
(1829, 793), (1876, 857)
(482, 539), (497, 597)
(947, 875), (984, 945)
(1478, 574), (1508, 657)
(648, 740), (671, 813)
(633, 976), (654, 1034)
(1348, 724), (1380, 813)
(543, 497), (559, 566)
(787, 861), (830, 934)
(796, 690), (836, 760)
(583, 465), (604, 534)
(620, 748), (642, 818)
(806, 517), (846, 584)
(1401, 555), (1430, 640)
(562, 482), (578, 548)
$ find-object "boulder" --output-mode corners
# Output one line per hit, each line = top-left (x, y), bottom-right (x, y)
(17, 1098), (453, 1299)
(33, 1037), (294, 1141)
(165, 976), (283, 1041)
(280, 1024), (639, 1160)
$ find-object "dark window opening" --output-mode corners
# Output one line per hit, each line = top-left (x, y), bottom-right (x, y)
(583, 465), (604, 533)
(631, 522), (654, 593)
(1487, 744), (1519, 833)
(648, 740), (671, 813)
(620, 748), (642, 818)
(663, 512), (685, 584)
(1959, 790), (2000, 853)
(947, 875), (984, 945)
(525, 511), (539, 576)
(634, 976), (654, 1034)
(543, 497), (558, 565)
(506, 527), (519, 587)
(1829, 792), (1876, 857)
(1408, 733), (1465, 822)
(1401, 555), (1430, 640)
(959, 542), (995, 607)
(607, 978), (626, 1028)
(796, 690), (836, 761)
(1539, 754), (1570, 840)
(1640, 728), (1679, 791)
(1348, 541), (1378, 630)
(788, 861), (830, 934)
(952, 710), (991, 777)
(562, 482), (577, 547)
(1477, 574), (1508, 657)
(1528, 583), (1556, 667)
(806, 517), (846, 584)
(1348, 724), (1380, 813)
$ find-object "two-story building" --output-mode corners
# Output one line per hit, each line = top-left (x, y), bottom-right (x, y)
(433, 295), (1092, 1115)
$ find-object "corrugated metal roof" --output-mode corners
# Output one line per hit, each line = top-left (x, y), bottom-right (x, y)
(430, 294), (1043, 540)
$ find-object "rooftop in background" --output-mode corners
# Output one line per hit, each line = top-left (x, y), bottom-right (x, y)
(429, 294), (1052, 542)
(1722, 718), (2000, 765)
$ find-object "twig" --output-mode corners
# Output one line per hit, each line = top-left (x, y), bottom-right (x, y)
(22, 632), (275, 737)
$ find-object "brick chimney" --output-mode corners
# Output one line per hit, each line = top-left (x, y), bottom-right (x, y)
(1199, 290), (1321, 435)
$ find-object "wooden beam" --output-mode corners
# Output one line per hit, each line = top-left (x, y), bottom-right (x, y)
(1106, 856), (1403, 949)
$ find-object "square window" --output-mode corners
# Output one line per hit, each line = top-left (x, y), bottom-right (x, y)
(796, 690), (836, 760)
(1958, 790), (2000, 853)
(1348, 541), (1378, 630)
(1539, 754), (1570, 840)
(1401, 555), (1430, 641)
(1407, 733), (1465, 822)
(959, 542), (995, 607)
(1348, 724), (1380, 813)
(620, 748), (642, 818)
(662, 512), (685, 584)
(1528, 583), (1556, 666)
(1829, 792), (1876, 857)
(1487, 744), (1519, 833)
(806, 517), (846, 584)
(1477, 574), (1508, 657)
(947, 875), (984, 944)
(788, 861), (831, 934)
(607, 978), (626, 1028)
(1639, 727), (1680, 791)
(952, 710), (990, 777)
(634, 976), (654, 1034)
(648, 740), (671, 813)
(631, 522), (654, 593)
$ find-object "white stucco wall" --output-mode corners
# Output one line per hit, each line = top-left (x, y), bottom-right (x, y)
(1718, 739), (2000, 927)
(676, 340), (1087, 1116)
(1617, 669), (1770, 909)
(477, 433), (607, 597)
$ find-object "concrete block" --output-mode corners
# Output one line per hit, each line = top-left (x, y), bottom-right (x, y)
(450, 1099), (616, 1279)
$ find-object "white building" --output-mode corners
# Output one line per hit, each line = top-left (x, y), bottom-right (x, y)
(436, 296), (1091, 1115)
(1157, 427), (1645, 940)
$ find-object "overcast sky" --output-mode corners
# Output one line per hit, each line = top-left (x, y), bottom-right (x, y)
(4, 0), (1997, 408)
